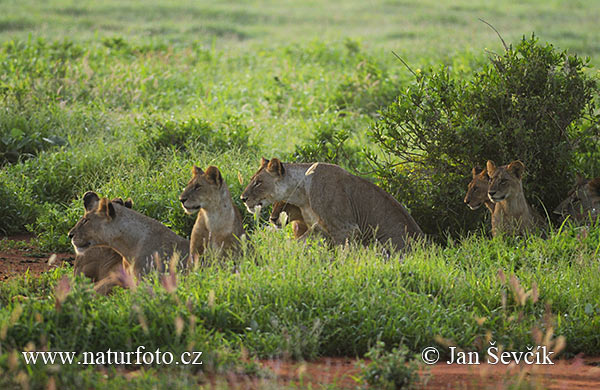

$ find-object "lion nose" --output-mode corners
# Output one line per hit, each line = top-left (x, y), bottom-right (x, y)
(240, 195), (248, 202)
(68, 231), (74, 239)
(179, 196), (187, 204)
(488, 191), (496, 198)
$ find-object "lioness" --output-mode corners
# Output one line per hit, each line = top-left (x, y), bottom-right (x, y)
(68, 191), (190, 278)
(464, 167), (494, 213)
(73, 198), (132, 284)
(240, 158), (423, 251)
(486, 160), (542, 236)
(554, 175), (600, 223)
(270, 201), (308, 239)
(179, 166), (245, 262)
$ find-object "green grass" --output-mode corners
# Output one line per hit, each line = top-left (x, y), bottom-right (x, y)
(1, 0), (600, 388)
(1, 226), (599, 388)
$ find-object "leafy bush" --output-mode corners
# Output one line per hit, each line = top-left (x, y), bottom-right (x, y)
(368, 35), (600, 237)
(291, 119), (364, 169)
(135, 114), (255, 156)
(0, 96), (67, 166)
(357, 341), (421, 390)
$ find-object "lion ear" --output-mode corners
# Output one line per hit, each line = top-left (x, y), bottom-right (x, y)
(83, 191), (100, 212)
(267, 158), (285, 176)
(472, 166), (482, 178)
(97, 198), (116, 219)
(124, 198), (133, 209)
(205, 166), (223, 187)
(260, 157), (269, 168)
(507, 160), (525, 179)
(111, 197), (124, 206)
(486, 160), (497, 175)
(193, 166), (204, 176)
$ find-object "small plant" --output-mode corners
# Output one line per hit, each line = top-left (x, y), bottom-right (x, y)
(357, 341), (421, 390)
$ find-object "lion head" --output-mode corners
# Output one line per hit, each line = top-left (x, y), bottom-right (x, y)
(68, 192), (132, 255)
(487, 160), (525, 203)
(240, 157), (285, 214)
(179, 166), (225, 214)
(464, 166), (491, 210)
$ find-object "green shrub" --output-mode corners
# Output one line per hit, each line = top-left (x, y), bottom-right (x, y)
(135, 114), (255, 157)
(358, 341), (421, 390)
(368, 35), (600, 237)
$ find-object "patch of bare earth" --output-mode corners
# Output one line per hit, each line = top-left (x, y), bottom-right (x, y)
(0, 234), (73, 280)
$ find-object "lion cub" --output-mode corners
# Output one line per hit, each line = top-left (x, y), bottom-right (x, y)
(464, 167), (494, 213)
(179, 166), (245, 262)
(241, 158), (423, 252)
(486, 160), (542, 236)
(68, 192), (190, 278)
(554, 175), (600, 223)
(270, 201), (308, 239)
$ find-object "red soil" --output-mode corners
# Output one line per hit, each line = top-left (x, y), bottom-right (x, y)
(0, 234), (73, 280)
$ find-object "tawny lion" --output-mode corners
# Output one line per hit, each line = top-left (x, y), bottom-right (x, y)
(240, 158), (423, 251)
(179, 166), (245, 263)
(486, 160), (543, 236)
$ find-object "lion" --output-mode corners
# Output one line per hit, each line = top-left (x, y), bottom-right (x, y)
(68, 191), (190, 279)
(554, 175), (600, 223)
(486, 160), (543, 236)
(464, 167), (494, 213)
(179, 166), (245, 262)
(240, 158), (423, 251)
(73, 198), (132, 284)
(269, 201), (308, 239)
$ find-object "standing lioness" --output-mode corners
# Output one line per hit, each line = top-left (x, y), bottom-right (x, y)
(68, 192), (190, 278)
(179, 166), (245, 262)
(240, 158), (423, 251)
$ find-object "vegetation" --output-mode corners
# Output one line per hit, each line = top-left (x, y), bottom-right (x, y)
(368, 35), (600, 237)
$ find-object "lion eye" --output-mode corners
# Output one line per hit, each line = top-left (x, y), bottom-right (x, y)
(254, 181), (262, 188)
(194, 184), (201, 190)
(81, 218), (88, 225)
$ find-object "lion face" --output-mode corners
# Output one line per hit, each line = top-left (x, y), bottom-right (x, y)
(464, 167), (490, 210)
(68, 192), (118, 254)
(240, 158), (285, 214)
(179, 166), (224, 214)
(487, 160), (525, 203)
(554, 176), (600, 220)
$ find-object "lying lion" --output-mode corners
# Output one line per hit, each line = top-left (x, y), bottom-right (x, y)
(179, 166), (245, 263)
(68, 191), (190, 280)
(73, 197), (132, 287)
(240, 158), (423, 251)
(554, 175), (600, 223)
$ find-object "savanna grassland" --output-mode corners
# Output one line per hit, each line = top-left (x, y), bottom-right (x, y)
(1, 0), (600, 389)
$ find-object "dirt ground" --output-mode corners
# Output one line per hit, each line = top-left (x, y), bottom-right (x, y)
(0, 234), (73, 281)
(2, 235), (600, 389)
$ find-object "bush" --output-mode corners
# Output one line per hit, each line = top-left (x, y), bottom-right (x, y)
(358, 341), (421, 390)
(368, 35), (600, 237)
(135, 114), (255, 157)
